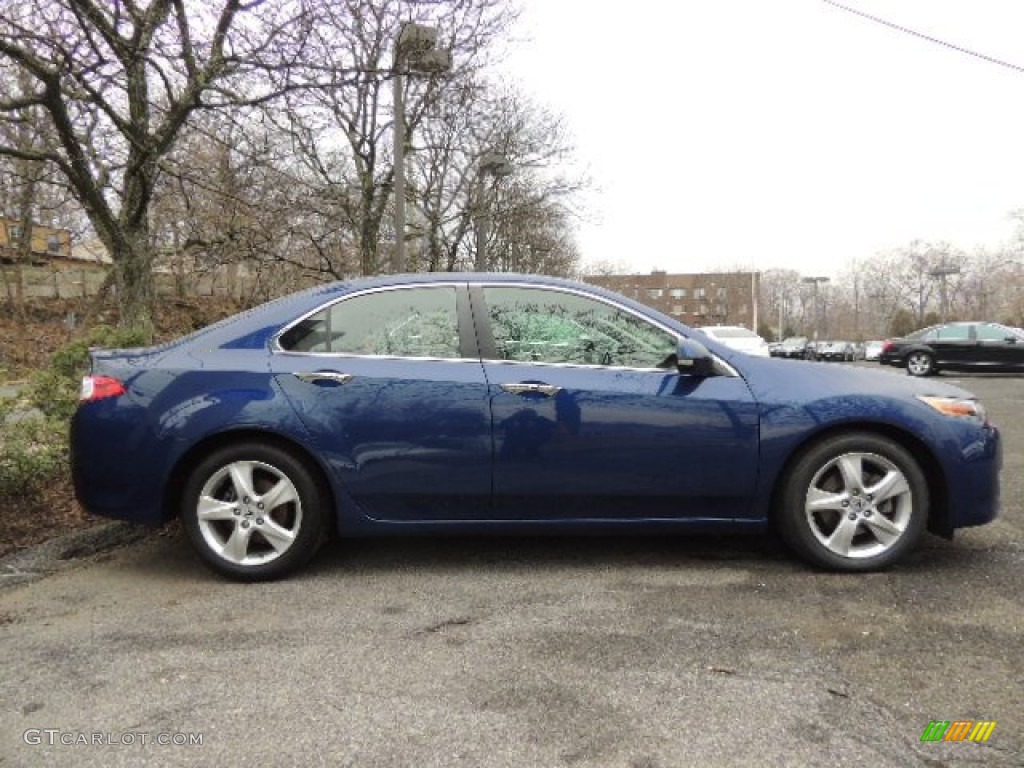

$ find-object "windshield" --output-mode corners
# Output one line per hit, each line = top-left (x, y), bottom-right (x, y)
(906, 326), (935, 340)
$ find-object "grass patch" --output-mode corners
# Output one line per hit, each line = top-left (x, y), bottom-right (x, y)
(0, 325), (153, 556)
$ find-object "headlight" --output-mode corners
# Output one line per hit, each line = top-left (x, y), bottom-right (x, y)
(917, 395), (987, 424)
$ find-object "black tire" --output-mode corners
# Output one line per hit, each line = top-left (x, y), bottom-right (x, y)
(776, 432), (928, 572)
(905, 351), (936, 377)
(181, 442), (328, 581)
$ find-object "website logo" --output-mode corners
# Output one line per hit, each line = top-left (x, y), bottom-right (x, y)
(920, 720), (996, 742)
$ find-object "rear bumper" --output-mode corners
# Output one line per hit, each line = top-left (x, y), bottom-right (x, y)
(70, 404), (168, 527)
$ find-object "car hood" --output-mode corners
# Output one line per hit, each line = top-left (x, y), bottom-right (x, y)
(724, 354), (978, 404)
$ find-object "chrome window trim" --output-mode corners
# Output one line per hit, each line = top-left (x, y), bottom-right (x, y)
(271, 282), (466, 360)
(479, 358), (675, 374)
(273, 349), (483, 365)
(270, 279), (738, 377)
(473, 281), (738, 377)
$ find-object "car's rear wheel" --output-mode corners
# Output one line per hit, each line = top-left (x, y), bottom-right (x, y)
(777, 433), (928, 571)
(181, 442), (327, 581)
(906, 351), (936, 376)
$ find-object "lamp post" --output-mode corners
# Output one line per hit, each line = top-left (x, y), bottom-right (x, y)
(929, 260), (960, 322)
(802, 276), (830, 339)
(392, 23), (452, 273)
(751, 271), (760, 335)
(866, 290), (886, 336)
(777, 293), (786, 342)
(714, 285), (728, 324)
(473, 153), (513, 271)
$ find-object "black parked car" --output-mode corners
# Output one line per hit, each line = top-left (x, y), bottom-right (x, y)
(778, 336), (811, 359)
(879, 321), (1024, 376)
(817, 340), (856, 362)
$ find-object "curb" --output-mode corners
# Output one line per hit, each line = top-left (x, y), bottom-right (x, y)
(0, 521), (149, 591)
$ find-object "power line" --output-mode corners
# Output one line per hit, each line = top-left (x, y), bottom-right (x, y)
(820, 0), (1024, 75)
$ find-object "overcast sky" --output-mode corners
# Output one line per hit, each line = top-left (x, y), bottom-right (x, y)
(500, 0), (1024, 277)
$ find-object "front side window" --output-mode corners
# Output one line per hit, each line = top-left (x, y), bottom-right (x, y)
(279, 286), (460, 358)
(483, 286), (677, 369)
(976, 324), (1016, 342)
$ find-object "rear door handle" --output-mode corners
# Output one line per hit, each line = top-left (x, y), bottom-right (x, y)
(293, 371), (354, 386)
(500, 382), (562, 397)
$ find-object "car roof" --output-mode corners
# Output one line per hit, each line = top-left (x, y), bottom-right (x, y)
(172, 272), (699, 352)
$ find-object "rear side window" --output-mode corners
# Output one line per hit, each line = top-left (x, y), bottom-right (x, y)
(279, 286), (460, 358)
(935, 325), (971, 341)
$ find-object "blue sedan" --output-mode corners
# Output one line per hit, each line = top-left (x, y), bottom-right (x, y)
(71, 274), (1001, 580)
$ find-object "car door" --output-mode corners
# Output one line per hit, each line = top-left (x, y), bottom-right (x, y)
(473, 284), (760, 521)
(269, 283), (492, 522)
(975, 323), (1024, 370)
(926, 324), (974, 367)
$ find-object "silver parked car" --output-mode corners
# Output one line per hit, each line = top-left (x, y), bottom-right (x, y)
(864, 340), (884, 361)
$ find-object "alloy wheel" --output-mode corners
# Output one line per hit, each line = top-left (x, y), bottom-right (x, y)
(195, 460), (303, 567)
(906, 352), (934, 376)
(803, 451), (913, 559)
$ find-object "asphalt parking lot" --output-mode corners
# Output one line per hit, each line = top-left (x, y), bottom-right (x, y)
(1, 366), (1021, 767)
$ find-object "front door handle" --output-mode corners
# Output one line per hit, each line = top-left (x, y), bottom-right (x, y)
(293, 371), (355, 386)
(500, 382), (562, 398)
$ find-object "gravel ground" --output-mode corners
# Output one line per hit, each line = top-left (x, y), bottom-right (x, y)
(0, 367), (1020, 767)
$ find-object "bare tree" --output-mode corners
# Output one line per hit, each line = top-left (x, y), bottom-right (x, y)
(0, 0), (332, 330)
(410, 83), (585, 274)
(277, 0), (517, 278)
(150, 113), (326, 298)
(0, 67), (81, 360)
(758, 269), (802, 339)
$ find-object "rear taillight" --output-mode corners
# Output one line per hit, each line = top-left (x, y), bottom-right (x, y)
(79, 375), (126, 402)
(881, 340), (893, 354)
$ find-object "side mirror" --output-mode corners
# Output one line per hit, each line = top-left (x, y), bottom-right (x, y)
(676, 338), (715, 377)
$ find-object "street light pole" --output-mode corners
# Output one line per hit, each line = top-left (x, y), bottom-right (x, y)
(473, 153), (513, 271)
(392, 69), (407, 273)
(802, 276), (830, 339)
(391, 24), (452, 274)
(867, 290), (886, 336)
(929, 261), (960, 322)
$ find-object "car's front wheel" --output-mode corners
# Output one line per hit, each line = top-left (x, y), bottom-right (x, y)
(906, 351), (936, 376)
(181, 442), (328, 581)
(777, 433), (928, 571)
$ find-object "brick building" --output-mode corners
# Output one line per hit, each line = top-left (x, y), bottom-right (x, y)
(584, 270), (761, 330)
